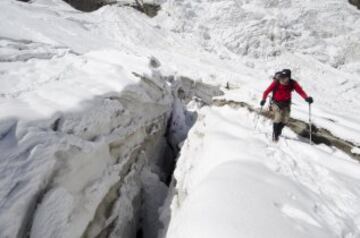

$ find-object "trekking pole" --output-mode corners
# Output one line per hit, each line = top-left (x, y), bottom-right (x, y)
(309, 103), (312, 145)
(255, 106), (263, 130)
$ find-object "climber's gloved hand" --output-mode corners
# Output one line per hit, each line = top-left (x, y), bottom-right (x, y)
(260, 100), (266, 106)
(305, 97), (313, 104)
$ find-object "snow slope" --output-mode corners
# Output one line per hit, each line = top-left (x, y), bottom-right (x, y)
(0, 0), (248, 121)
(157, 0), (360, 144)
(1, 0), (360, 237)
(0, 0), (236, 237)
(164, 105), (360, 238)
(157, 0), (360, 237)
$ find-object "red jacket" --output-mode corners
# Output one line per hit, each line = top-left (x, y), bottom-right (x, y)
(262, 80), (308, 102)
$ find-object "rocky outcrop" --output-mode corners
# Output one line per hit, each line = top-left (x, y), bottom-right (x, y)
(350, 0), (360, 9)
(213, 99), (360, 162)
(61, 0), (161, 16)
(131, 3), (161, 18)
(16, 0), (108, 11)
(62, 0), (112, 12)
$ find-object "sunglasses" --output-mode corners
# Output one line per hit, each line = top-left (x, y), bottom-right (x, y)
(279, 77), (289, 81)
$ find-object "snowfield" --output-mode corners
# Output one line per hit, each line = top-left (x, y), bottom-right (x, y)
(157, 0), (360, 144)
(163, 106), (360, 238)
(0, 0), (360, 237)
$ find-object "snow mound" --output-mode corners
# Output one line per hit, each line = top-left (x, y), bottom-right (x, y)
(165, 106), (360, 238)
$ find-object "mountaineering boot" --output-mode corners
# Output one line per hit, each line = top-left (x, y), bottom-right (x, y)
(278, 122), (285, 137)
(272, 123), (280, 142)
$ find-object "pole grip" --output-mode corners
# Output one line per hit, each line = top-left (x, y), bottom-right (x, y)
(309, 103), (312, 144)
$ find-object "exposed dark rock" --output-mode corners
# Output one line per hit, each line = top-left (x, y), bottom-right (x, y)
(149, 56), (161, 68)
(349, 0), (360, 9)
(62, 0), (111, 12)
(16, 0), (162, 17)
(131, 2), (161, 18)
(213, 98), (360, 162)
(61, 0), (161, 17)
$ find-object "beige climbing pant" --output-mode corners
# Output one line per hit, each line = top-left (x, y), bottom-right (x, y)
(271, 103), (290, 124)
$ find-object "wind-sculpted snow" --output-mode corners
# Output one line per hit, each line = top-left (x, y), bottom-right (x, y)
(159, 0), (360, 66)
(164, 106), (360, 238)
(1, 0), (360, 237)
(0, 1), (191, 237)
(0, 38), (75, 63)
(0, 64), (171, 238)
(0, 2), (225, 234)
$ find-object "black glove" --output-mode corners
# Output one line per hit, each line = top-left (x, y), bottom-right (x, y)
(305, 97), (313, 104)
(260, 100), (266, 106)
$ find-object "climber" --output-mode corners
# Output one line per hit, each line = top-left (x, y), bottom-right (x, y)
(260, 69), (313, 142)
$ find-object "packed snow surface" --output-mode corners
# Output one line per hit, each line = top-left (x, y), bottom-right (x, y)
(0, 0), (360, 237)
(164, 106), (360, 238)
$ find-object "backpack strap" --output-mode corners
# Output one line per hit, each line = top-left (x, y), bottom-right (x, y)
(272, 79), (279, 100)
(272, 79), (295, 100)
(289, 79), (295, 91)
